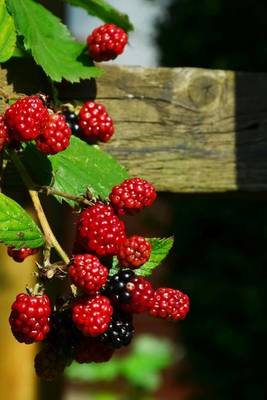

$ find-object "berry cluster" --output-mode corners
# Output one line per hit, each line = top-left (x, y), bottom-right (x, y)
(7, 24), (190, 381)
(1, 95), (71, 155)
(1, 23), (127, 160)
(9, 176), (189, 380)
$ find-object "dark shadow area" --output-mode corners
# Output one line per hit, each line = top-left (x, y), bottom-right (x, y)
(235, 72), (267, 190)
(165, 194), (267, 400)
(148, 0), (267, 398)
(5, 57), (97, 102)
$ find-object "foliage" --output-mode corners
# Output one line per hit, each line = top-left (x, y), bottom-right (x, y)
(0, 0), (16, 62)
(22, 137), (129, 206)
(2, 0), (133, 80)
(0, 193), (44, 248)
(62, 0), (134, 32)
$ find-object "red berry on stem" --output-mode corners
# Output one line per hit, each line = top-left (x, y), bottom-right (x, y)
(9, 293), (51, 344)
(122, 275), (154, 313)
(118, 236), (151, 269)
(87, 23), (128, 62)
(72, 295), (113, 336)
(109, 177), (157, 215)
(4, 96), (49, 141)
(7, 246), (40, 263)
(35, 113), (71, 155)
(69, 254), (109, 294)
(149, 288), (190, 321)
(76, 202), (126, 257)
(0, 115), (9, 151)
(78, 101), (114, 143)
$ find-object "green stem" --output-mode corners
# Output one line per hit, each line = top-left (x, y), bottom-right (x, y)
(10, 151), (70, 265)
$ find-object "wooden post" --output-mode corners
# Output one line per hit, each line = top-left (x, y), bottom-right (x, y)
(0, 245), (37, 400)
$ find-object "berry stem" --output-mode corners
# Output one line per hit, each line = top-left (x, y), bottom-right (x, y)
(38, 186), (93, 206)
(9, 151), (70, 265)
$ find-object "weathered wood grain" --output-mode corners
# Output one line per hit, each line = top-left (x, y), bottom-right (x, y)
(2, 61), (267, 192)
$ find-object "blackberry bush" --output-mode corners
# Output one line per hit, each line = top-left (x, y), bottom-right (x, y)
(0, 1), (190, 382)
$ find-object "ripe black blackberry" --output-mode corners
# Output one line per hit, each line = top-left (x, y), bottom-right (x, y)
(102, 269), (135, 305)
(100, 311), (134, 349)
(63, 111), (81, 136)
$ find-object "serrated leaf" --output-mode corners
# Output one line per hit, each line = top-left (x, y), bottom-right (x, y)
(0, 193), (44, 248)
(110, 237), (174, 277)
(63, 0), (133, 32)
(0, 0), (16, 62)
(6, 0), (102, 82)
(22, 137), (128, 207)
(50, 137), (128, 205)
(136, 237), (174, 277)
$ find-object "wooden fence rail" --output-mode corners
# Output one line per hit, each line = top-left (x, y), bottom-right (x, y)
(2, 62), (267, 193)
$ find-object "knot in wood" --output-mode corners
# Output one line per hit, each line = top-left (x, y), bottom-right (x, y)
(188, 75), (220, 109)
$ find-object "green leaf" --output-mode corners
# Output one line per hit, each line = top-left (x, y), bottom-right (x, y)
(65, 358), (120, 381)
(136, 237), (174, 277)
(63, 0), (134, 32)
(22, 137), (129, 207)
(50, 137), (128, 205)
(0, 193), (44, 248)
(6, 0), (102, 82)
(109, 237), (174, 277)
(0, 0), (16, 62)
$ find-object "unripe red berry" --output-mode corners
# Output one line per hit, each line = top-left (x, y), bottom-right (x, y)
(76, 202), (126, 257)
(118, 236), (151, 269)
(72, 294), (113, 336)
(149, 288), (190, 321)
(109, 177), (157, 215)
(122, 275), (154, 313)
(9, 293), (51, 344)
(78, 101), (114, 143)
(7, 246), (40, 263)
(0, 115), (9, 151)
(4, 96), (49, 141)
(87, 23), (128, 62)
(35, 113), (71, 155)
(68, 254), (109, 294)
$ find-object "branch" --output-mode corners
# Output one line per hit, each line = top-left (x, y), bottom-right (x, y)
(9, 150), (70, 265)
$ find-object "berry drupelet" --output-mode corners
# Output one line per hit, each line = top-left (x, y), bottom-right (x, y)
(35, 113), (71, 155)
(149, 288), (190, 321)
(9, 293), (51, 344)
(87, 23), (128, 62)
(7, 246), (40, 262)
(109, 177), (157, 215)
(72, 294), (113, 336)
(78, 101), (114, 143)
(76, 202), (126, 258)
(0, 115), (9, 151)
(99, 311), (134, 349)
(63, 111), (82, 136)
(103, 270), (154, 313)
(68, 254), (109, 294)
(117, 235), (151, 269)
(4, 95), (49, 141)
